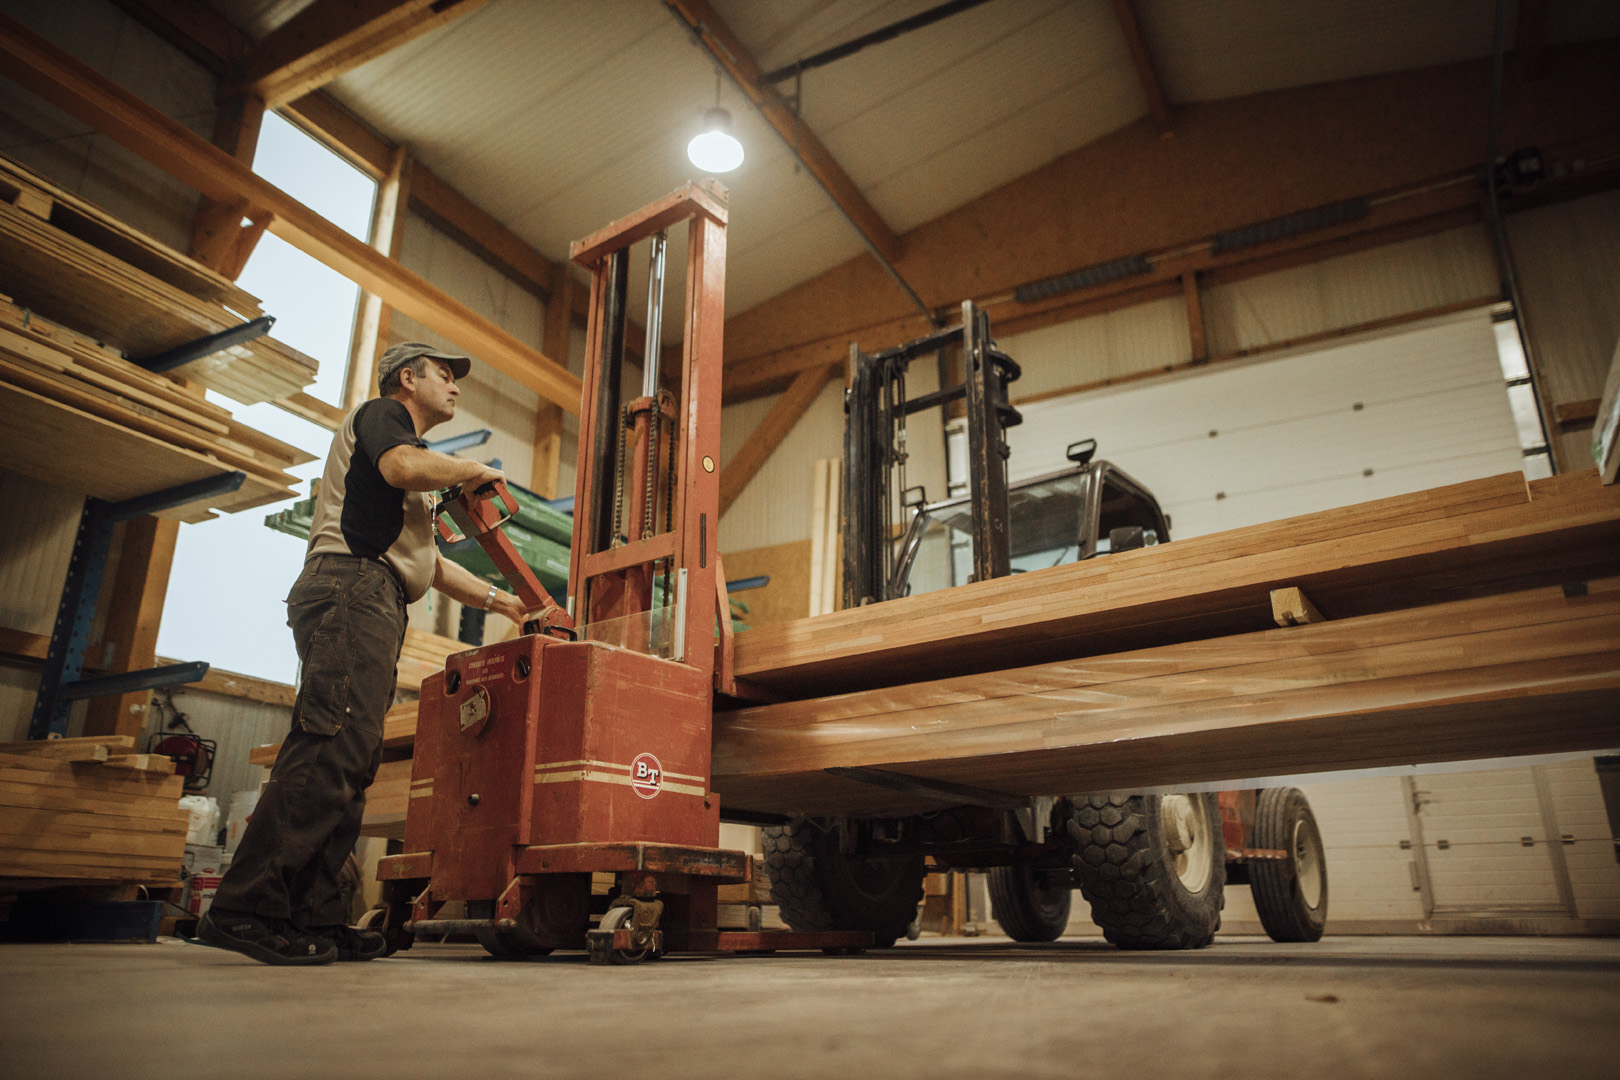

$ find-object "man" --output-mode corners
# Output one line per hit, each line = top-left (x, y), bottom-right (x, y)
(202, 343), (533, 965)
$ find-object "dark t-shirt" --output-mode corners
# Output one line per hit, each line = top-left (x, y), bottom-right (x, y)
(306, 398), (437, 600)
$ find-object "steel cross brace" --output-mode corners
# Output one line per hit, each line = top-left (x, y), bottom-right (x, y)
(27, 471), (246, 740)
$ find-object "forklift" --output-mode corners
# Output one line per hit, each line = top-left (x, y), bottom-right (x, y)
(759, 307), (1329, 948)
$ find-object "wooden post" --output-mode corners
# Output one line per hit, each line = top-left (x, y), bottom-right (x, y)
(1183, 271), (1207, 363)
(83, 517), (181, 739)
(808, 459), (841, 617)
(343, 143), (412, 410)
(189, 93), (266, 277)
(531, 262), (573, 498)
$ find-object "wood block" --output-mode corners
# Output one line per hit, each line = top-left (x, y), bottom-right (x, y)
(1271, 587), (1325, 627)
(102, 754), (176, 775)
(0, 736), (134, 758)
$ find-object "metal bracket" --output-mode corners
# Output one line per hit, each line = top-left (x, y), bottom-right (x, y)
(1012, 795), (1057, 844)
(133, 316), (274, 374)
(28, 471), (245, 739)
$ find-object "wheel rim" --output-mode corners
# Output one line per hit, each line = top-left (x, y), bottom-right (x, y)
(1293, 816), (1325, 910)
(1160, 794), (1213, 893)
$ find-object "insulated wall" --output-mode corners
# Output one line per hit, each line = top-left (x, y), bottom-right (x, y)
(1507, 189), (1620, 471)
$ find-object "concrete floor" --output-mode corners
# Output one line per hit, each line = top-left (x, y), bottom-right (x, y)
(2, 934), (1617, 1079)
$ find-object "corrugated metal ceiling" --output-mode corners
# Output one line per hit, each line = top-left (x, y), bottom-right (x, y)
(202, 0), (1620, 328)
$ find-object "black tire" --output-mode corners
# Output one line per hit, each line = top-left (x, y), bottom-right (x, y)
(763, 820), (925, 948)
(1069, 793), (1224, 950)
(1250, 788), (1328, 943)
(988, 863), (1072, 942)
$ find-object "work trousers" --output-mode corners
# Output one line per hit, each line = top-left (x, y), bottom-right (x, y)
(213, 554), (408, 927)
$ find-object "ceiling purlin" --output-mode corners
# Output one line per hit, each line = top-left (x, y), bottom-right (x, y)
(663, 0), (936, 322)
(1111, 0), (1173, 135)
(228, 0), (492, 110)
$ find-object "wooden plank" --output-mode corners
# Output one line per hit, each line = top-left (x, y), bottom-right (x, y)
(234, 0), (491, 109)
(0, 737), (135, 758)
(808, 459), (840, 618)
(0, 380), (294, 523)
(665, 0), (901, 266)
(733, 470), (1599, 694)
(84, 516), (180, 738)
(0, 15), (583, 414)
(1182, 271), (1206, 362)
(344, 143), (412, 410)
(1270, 586), (1325, 627)
(712, 580), (1620, 816)
(718, 364), (833, 517)
(102, 754), (176, 774)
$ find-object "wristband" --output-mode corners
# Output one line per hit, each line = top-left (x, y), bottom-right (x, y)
(483, 583), (499, 611)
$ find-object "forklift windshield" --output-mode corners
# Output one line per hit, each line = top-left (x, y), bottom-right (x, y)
(895, 465), (1167, 599)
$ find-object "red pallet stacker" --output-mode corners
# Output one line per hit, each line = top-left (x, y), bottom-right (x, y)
(375, 182), (868, 963)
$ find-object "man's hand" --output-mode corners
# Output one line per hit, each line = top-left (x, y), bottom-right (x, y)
(487, 589), (529, 626)
(464, 463), (506, 493)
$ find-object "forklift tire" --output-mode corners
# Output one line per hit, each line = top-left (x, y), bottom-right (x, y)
(1068, 793), (1224, 950)
(987, 863), (1072, 942)
(763, 821), (925, 948)
(1249, 787), (1328, 943)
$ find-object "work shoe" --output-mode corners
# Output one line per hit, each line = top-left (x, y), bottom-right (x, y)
(319, 924), (388, 962)
(198, 908), (337, 966)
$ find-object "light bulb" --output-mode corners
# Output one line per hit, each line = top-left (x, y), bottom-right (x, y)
(688, 107), (744, 173)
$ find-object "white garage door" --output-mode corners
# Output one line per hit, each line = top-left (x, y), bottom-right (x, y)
(1004, 306), (1524, 540)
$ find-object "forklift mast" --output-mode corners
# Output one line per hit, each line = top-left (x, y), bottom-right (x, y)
(842, 301), (1022, 607)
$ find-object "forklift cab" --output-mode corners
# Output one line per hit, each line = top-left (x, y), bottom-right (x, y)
(890, 442), (1171, 600)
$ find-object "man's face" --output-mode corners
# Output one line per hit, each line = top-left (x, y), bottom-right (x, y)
(404, 359), (459, 427)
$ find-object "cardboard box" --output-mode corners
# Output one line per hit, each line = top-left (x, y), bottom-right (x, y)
(183, 873), (222, 918)
(182, 843), (223, 878)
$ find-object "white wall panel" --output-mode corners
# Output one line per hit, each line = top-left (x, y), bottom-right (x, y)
(717, 380), (847, 551)
(0, 0), (211, 252)
(1543, 758), (1620, 920)
(391, 212), (547, 489)
(139, 688), (294, 834)
(1006, 309), (1521, 539)
(999, 296), (1190, 400)
(0, 470), (83, 639)
(1202, 226), (1498, 357)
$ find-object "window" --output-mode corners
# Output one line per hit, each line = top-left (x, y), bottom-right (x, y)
(155, 113), (376, 683)
(1493, 313), (1554, 480)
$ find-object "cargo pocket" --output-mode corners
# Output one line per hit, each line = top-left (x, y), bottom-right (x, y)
(287, 575), (349, 737)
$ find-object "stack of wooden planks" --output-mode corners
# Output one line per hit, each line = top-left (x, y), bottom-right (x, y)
(0, 736), (189, 886)
(242, 472), (1620, 830)
(0, 153), (316, 404)
(396, 628), (467, 693)
(0, 298), (311, 521)
(731, 471), (1620, 695)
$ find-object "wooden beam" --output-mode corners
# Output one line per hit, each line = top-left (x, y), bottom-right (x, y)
(531, 263), (573, 499)
(1182, 270), (1206, 363)
(664, 0), (902, 266)
(83, 517), (181, 739)
(189, 92), (265, 277)
(730, 470), (1620, 696)
(1012, 294), (1504, 408)
(1270, 586), (1325, 627)
(718, 364), (834, 518)
(0, 13), (582, 413)
(1112, 0), (1172, 135)
(233, 0), (491, 110)
(343, 142), (412, 411)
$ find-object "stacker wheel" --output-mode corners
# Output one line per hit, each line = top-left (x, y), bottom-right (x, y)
(357, 903), (414, 957)
(592, 904), (662, 965)
(1249, 787), (1328, 943)
(763, 820), (925, 948)
(987, 862), (1073, 942)
(1069, 793), (1224, 950)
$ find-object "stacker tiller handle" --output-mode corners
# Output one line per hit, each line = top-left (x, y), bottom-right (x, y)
(434, 479), (576, 640)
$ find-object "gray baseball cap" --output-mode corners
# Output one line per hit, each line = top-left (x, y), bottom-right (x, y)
(377, 342), (472, 385)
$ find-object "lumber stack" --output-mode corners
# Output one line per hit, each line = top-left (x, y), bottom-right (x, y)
(0, 154), (316, 404)
(732, 471), (1620, 695)
(711, 578), (1620, 816)
(0, 737), (188, 886)
(0, 299), (311, 521)
(397, 628), (467, 693)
